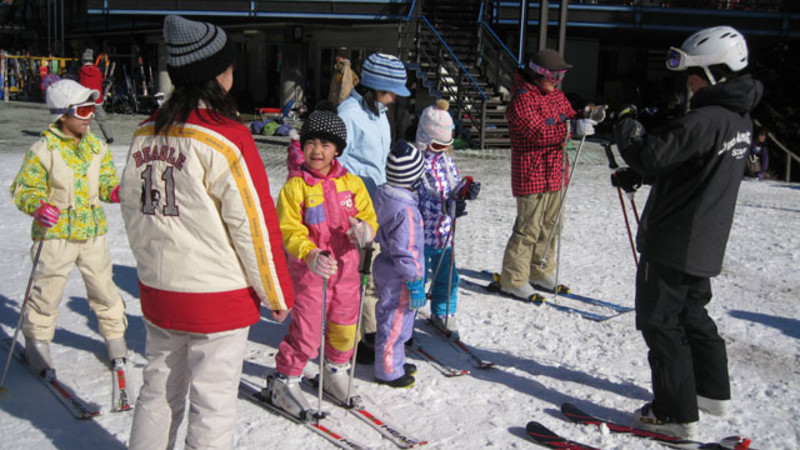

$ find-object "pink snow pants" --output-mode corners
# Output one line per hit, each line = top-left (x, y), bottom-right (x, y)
(275, 254), (362, 376)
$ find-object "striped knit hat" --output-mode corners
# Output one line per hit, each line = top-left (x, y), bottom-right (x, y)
(300, 111), (348, 156)
(416, 99), (455, 150)
(386, 139), (424, 189)
(360, 53), (410, 97)
(163, 15), (237, 86)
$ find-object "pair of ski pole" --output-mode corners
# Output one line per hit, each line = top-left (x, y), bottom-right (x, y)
(314, 244), (374, 421)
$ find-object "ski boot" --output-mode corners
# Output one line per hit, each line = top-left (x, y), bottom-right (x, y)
(322, 360), (364, 409)
(24, 338), (54, 377)
(430, 314), (460, 340)
(632, 402), (698, 439)
(267, 372), (313, 421)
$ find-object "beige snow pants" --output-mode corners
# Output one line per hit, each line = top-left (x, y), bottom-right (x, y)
(500, 191), (563, 289)
(23, 236), (127, 342)
(128, 320), (249, 450)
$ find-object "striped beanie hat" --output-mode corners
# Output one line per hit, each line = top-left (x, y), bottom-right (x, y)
(163, 15), (237, 86)
(386, 139), (424, 189)
(416, 99), (455, 151)
(300, 111), (348, 155)
(360, 53), (410, 97)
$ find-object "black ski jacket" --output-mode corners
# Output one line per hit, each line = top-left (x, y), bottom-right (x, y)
(616, 74), (763, 277)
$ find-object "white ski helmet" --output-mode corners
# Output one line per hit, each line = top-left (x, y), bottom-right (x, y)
(666, 26), (748, 84)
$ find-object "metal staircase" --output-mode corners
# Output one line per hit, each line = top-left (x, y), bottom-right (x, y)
(406, 0), (520, 149)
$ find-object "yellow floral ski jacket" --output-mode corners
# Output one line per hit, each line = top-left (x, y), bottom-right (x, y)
(10, 124), (119, 240)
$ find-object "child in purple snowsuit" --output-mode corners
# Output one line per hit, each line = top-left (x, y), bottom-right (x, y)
(372, 140), (426, 388)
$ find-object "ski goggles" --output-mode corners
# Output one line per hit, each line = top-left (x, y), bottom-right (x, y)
(430, 142), (451, 151)
(529, 61), (568, 83)
(666, 46), (731, 72)
(50, 102), (96, 120)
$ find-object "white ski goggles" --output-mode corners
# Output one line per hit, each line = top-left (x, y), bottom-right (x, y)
(529, 61), (568, 83)
(51, 101), (96, 120)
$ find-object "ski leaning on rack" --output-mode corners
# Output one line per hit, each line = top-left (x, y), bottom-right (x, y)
(525, 421), (601, 450)
(460, 277), (614, 323)
(406, 344), (470, 378)
(111, 358), (134, 412)
(304, 375), (429, 448)
(560, 402), (754, 450)
(239, 378), (369, 449)
(2, 338), (101, 420)
(416, 311), (494, 369)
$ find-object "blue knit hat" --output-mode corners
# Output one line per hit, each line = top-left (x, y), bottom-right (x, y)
(386, 139), (424, 189)
(360, 53), (410, 97)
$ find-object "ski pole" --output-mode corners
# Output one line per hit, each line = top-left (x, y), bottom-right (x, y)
(426, 225), (453, 301)
(315, 250), (331, 423)
(628, 192), (640, 224)
(444, 218), (456, 333)
(0, 240), (45, 392)
(346, 244), (374, 407)
(615, 183), (639, 268)
(540, 135), (587, 268)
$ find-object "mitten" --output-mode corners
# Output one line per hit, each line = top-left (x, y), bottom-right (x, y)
(583, 104), (608, 123)
(611, 167), (643, 193)
(405, 278), (427, 310)
(110, 185), (121, 203)
(451, 176), (481, 201)
(443, 198), (467, 218)
(614, 104), (639, 122)
(306, 249), (338, 279)
(574, 119), (597, 138)
(33, 201), (60, 228)
(346, 216), (375, 249)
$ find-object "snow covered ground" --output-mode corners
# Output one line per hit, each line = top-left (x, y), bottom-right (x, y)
(0, 102), (797, 449)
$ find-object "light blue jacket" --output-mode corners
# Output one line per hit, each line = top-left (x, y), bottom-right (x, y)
(337, 90), (392, 199)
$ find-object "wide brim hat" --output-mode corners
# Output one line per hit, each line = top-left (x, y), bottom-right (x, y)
(163, 15), (238, 86)
(360, 53), (410, 97)
(46, 79), (100, 123)
(530, 49), (572, 71)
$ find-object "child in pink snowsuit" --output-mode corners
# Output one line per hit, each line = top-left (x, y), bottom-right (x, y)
(272, 110), (378, 413)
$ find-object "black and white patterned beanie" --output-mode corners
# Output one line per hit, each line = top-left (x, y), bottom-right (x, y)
(300, 111), (348, 155)
(163, 15), (237, 86)
(386, 139), (424, 189)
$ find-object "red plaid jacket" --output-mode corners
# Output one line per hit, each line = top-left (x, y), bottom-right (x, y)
(507, 73), (576, 196)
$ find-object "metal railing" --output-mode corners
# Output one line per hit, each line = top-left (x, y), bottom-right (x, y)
(413, 15), (489, 148)
(477, 2), (521, 98)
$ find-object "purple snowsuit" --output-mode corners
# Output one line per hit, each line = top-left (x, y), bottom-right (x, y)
(372, 184), (425, 382)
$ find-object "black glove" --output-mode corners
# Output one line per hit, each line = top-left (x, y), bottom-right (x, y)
(614, 104), (639, 122)
(452, 176), (481, 201)
(443, 198), (467, 218)
(611, 167), (642, 193)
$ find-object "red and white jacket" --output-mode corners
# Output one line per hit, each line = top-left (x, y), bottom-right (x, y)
(120, 108), (294, 333)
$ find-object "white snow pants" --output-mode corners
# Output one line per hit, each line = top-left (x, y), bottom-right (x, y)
(128, 319), (248, 450)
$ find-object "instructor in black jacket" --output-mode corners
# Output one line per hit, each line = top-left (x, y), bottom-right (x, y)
(613, 25), (763, 439)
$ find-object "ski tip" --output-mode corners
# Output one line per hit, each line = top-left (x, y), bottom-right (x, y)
(556, 285), (572, 294)
(529, 294), (546, 305)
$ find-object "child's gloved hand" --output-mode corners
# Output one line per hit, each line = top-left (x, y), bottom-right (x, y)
(405, 278), (427, 310)
(110, 185), (121, 203)
(306, 249), (338, 279)
(442, 198), (467, 218)
(33, 201), (60, 228)
(346, 216), (375, 249)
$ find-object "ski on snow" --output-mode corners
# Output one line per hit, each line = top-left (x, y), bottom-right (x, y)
(560, 402), (754, 450)
(2, 338), (101, 420)
(239, 378), (370, 449)
(460, 277), (613, 322)
(406, 343), (470, 378)
(526, 421), (601, 449)
(416, 311), (494, 369)
(304, 375), (429, 448)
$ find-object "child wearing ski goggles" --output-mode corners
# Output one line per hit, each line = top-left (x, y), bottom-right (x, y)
(52, 101), (96, 120)
(529, 60), (568, 83)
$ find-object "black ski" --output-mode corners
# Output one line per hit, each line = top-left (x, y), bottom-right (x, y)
(525, 421), (601, 449)
(2, 338), (101, 420)
(406, 344), (470, 378)
(239, 378), (369, 449)
(416, 311), (494, 369)
(461, 277), (614, 322)
(560, 402), (754, 450)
